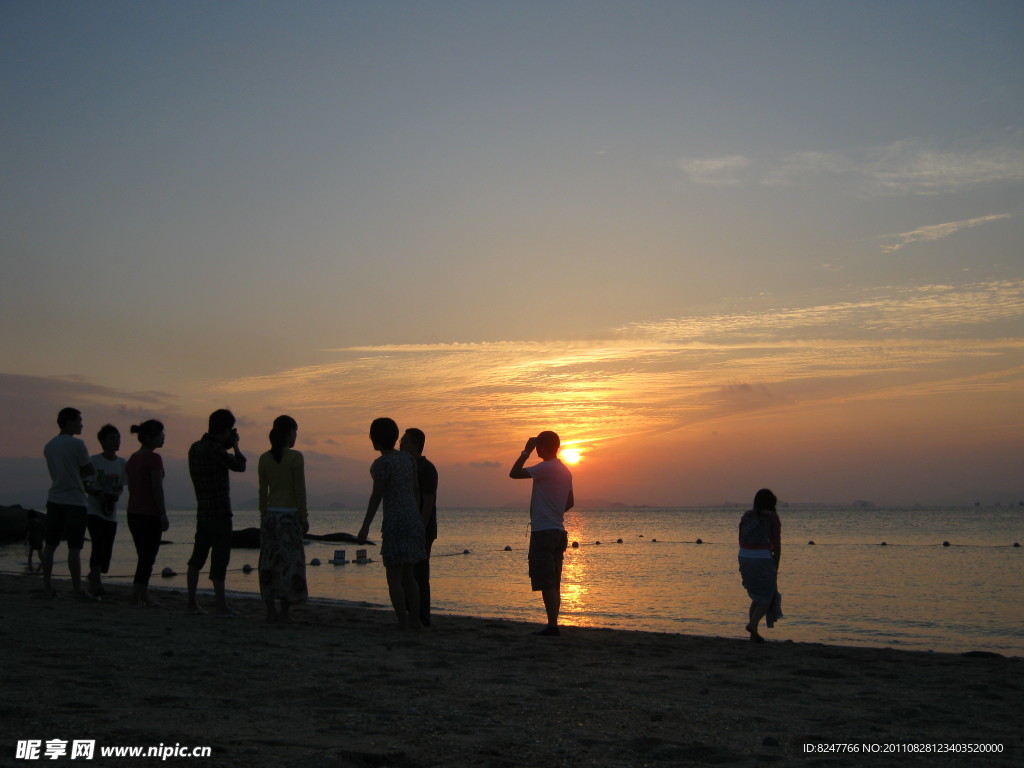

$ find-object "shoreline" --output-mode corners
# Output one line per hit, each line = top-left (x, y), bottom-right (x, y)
(3, 573), (1020, 767)
(7, 562), (1021, 658)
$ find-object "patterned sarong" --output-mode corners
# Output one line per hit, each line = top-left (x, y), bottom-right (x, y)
(259, 510), (308, 603)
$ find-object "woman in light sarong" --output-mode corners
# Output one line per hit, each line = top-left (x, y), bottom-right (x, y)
(738, 488), (782, 643)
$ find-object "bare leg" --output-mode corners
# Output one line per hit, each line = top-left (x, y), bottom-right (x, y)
(68, 548), (83, 595)
(401, 566), (421, 629)
(185, 567), (204, 613)
(41, 543), (56, 594)
(537, 587), (561, 635)
(212, 579), (230, 614)
(386, 565), (417, 629)
(747, 601), (768, 642)
(130, 582), (147, 606)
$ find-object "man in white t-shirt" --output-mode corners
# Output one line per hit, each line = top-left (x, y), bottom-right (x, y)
(509, 430), (574, 636)
(42, 407), (96, 598)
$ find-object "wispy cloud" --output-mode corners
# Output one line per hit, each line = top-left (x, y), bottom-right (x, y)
(680, 140), (1024, 196)
(0, 373), (184, 452)
(857, 141), (1024, 195)
(676, 155), (750, 185)
(215, 281), (1024, 456)
(877, 213), (1012, 253)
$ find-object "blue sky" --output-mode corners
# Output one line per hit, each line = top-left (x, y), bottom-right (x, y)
(2, 1), (1022, 506)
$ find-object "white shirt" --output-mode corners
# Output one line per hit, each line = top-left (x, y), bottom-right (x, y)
(525, 459), (573, 532)
(87, 453), (128, 520)
(44, 434), (92, 507)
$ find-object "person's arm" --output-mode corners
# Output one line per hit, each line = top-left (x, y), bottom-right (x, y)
(509, 437), (538, 479)
(294, 453), (308, 533)
(420, 492), (435, 527)
(112, 469), (125, 501)
(565, 488), (574, 512)
(218, 433), (247, 472)
(152, 468), (169, 531)
(79, 449), (96, 479)
(258, 458), (269, 525)
(772, 513), (782, 569)
(358, 478), (384, 544)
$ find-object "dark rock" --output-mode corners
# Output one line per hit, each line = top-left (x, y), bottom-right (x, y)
(0, 504), (36, 543)
(304, 531), (365, 543)
(230, 527), (261, 548)
(961, 651), (1004, 659)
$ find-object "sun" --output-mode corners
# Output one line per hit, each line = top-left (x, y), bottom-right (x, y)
(560, 448), (582, 465)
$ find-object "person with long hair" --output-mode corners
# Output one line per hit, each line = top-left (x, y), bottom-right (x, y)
(358, 417), (426, 630)
(125, 419), (168, 607)
(257, 415), (308, 623)
(737, 488), (783, 642)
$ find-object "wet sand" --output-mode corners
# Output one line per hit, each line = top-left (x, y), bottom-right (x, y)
(2, 573), (1019, 767)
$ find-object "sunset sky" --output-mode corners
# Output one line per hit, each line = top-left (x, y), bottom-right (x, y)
(2, 1), (1022, 508)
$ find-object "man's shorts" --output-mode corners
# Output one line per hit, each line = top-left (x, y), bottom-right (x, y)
(187, 516), (233, 581)
(528, 528), (568, 592)
(44, 502), (88, 549)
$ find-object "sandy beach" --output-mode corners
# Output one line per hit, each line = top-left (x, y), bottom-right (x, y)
(3, 573), (1018, 767)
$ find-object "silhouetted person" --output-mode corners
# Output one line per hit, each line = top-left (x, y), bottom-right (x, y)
(738, 488), (783, 642)
(186, 409), (246, 615)
(41, 407), (95, 598)
(358, 418), (426, 630)
(509, 431), (574, 636)
(258, 415), (308, 623)
(125, 420), (168, 607)
(401, 427), (437, 626)
(25, 510), (44, 572)
(85, 424), (127, 597)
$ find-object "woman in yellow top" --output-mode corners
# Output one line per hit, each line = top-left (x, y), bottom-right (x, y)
(258, 415), (308, 623)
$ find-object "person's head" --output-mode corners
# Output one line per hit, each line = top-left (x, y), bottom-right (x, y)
(536, 430), (560, 460)
(369, 417), (399, 451)
(269, 415), (298, 462)
(131, 419), (165, 449)
(753, 488), (777, 512)
(400, 427), (425, 456)
(208, 408), (236, 436)
(97, 424), (121, 454)
(57, 407), (82, 434)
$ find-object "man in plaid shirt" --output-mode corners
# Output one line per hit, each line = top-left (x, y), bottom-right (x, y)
(186, 408), (247, 615)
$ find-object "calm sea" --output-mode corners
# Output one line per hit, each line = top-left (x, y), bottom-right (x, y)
(4, 505), (1021, 656)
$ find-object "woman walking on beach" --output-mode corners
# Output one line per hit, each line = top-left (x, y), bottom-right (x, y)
(738, 488), (783, 642)
(358, 417), (426, 630)
(258, 415), (308, 623)
(125, 419), (168, 607)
